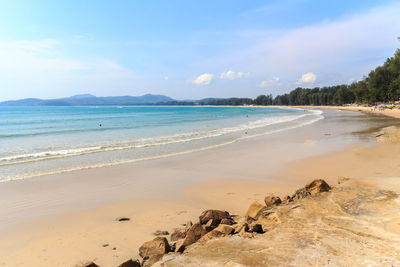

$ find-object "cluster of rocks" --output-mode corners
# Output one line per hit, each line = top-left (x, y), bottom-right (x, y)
(79, 179), (331, 267)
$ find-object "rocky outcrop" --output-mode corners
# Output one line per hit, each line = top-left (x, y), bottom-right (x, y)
(264, 194), (281, 207)
(78, 262), (100, 267)
(170, 229), (186, 241)
(288, 178), (331, 201)
(245, 201), (266, 220)
(177, 223), (207, 252)
(138, 237), (170, 266)
(199, 210), (230, 224)
(156, 178), (400, 266)
(81, 178), (400, 266)
(118, 259), (141, 267)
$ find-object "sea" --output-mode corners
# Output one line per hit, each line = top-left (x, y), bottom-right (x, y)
(0, 106), (323, 182)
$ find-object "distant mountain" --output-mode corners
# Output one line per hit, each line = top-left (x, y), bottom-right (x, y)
(0, 94), (175, 106)
(69, 94), (96, 99)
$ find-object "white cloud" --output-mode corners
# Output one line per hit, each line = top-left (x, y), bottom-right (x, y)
(220, 70), (249, 80)
(164, 76), (169, 80)
(220, 70), (235, 80)
(296, 72), (317, 84)
(260, 76), (280, 87)
(192, 73), (214, 85)
(210, 2), (400, 91)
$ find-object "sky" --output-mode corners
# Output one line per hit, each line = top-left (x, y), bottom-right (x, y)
(0, 0), (399, 101)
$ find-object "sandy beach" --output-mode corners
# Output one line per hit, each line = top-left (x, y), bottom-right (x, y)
(288, 105), (400, 119)
(1, 108), (400, 266)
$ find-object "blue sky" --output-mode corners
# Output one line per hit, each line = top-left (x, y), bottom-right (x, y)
(0, 0), (399, 101)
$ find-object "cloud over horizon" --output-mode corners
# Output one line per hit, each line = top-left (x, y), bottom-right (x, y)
(192, 73), (214, 85)
(260, 77), (280, 88)
(219, 70), (249, 80)
(296, 72), (317, 84)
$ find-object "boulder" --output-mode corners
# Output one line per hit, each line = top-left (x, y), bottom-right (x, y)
(292, 188), (310, 200)
(250, 223), (264, 233)
(178, 223), (207, 252)
(233, 222), (249, 234)
(139, 237), (170, 259)
(214, 224), (234, 235)
(118, 259), (141, 267)
(80, 262), (99, 267)
(245, 201), (267, 220)
(199, 210), (230, 224)
(238, 226), (254, 238)
(304, 179), (331, 195)
(142, 254), (164, 267)
(175, 239), (185, 253)
(292, 179), (331, 200)
(185, 220), (193, 232)
(205, 218), (220, 228)
(264, 195), (282, 207)
(282, 195), (292, 204)
(198, 229), (226, 242)
(170, 230), (186, 241)
(198, 225), (234, 242)
(220, 218), (235, 225)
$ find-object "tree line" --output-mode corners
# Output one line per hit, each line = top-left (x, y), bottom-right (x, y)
(192, 49), (400, 106)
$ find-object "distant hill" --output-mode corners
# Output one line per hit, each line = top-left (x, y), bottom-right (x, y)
(0, 94), (175, 106)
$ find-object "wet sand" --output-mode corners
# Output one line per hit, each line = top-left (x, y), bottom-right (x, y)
(0, 109), (399, 266)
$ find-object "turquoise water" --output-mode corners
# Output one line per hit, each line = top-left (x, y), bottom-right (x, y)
(0, 106), (323, 181)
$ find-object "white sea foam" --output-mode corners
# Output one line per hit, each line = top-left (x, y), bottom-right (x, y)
(0, 111), (319, 167)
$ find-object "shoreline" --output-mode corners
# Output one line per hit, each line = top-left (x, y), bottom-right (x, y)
(1, 109), (400, 266)
(0, 106), (317, 183)
(276, 105), (400, 119)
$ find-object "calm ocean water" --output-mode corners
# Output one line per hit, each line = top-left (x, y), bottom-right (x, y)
(0, 106), (323, 181)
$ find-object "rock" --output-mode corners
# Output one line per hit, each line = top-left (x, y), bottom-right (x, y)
(139, 237), (170, 259)
(245, 201), (267, 220)
(117, 217), (130, 222)
(233, 222), (249, 234)
(199, 210), (231, 224)
(198, 225), (234, 242)
(198, 229), (226, 242)
(264, 195), (282, 207)
(292, 179), (331, 200)
(142, 254), (164, 267)
(178, 223), (207, 252)
(153, 230), (169, 236)
(238, 226), (254, 238)
(170, 230), (186, 241)
(292, 188), (310, 200)
(304, 179), (331, 195)
(118, 259), (141, 267)
(169, 241), (176, 252)
(250, 223), (264, 233)
(214, 224), (234, 235)
(175, 239), (185, 253)
(185, 220), (193, 232)
(205, 218), (220, 228)
(220, 218), (235, 225)
(282, 195), (292, 204)
(79, 262), (99, 267)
